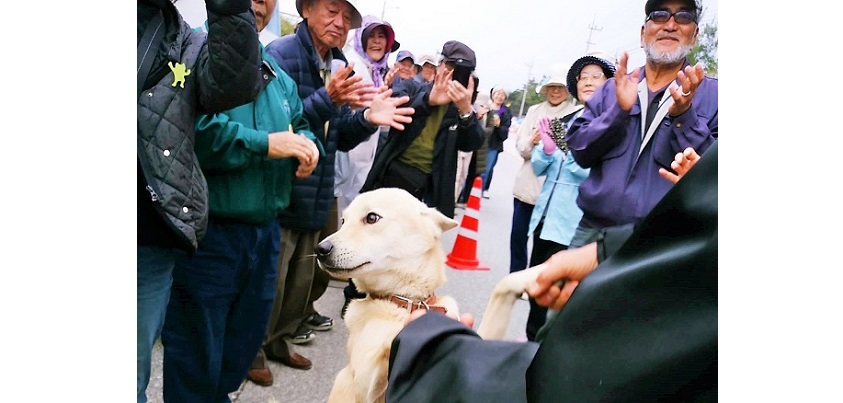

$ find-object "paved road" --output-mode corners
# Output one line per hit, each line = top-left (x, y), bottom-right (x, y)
(146, 132), (532, 403)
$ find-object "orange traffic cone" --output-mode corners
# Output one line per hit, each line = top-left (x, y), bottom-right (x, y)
(446, 176), (489, 271)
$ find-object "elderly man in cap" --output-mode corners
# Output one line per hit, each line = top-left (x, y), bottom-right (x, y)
(386, 50), (418, 85)
(344, 40), (485, 311)
(566, 0), (717, 247)
(361, 39), (485, 217)
(416, 53), (439, 83)
(250, 0), (414, 385)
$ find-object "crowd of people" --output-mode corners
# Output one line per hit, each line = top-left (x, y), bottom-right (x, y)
(137, 0), (717, 401)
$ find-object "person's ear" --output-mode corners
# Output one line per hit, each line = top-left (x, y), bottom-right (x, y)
(301, 0), (312, 18)
(640, 25), (645, 47)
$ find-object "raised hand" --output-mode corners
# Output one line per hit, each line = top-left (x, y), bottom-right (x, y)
(536, 116), (556, 155)
(447, 75), (474, 115)
(326, 62), (370, 108)
(668, 63), (705, 117)
(365, 89), (414, 130)
(615, 52), (641, 112)
(428, 67), (453, 106)
(383, 64), (399, 88)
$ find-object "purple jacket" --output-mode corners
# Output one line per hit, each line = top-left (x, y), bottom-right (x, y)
(567, 64), (717, 229)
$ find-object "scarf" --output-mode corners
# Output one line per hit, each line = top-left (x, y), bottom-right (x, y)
(351, 16), (391, 88)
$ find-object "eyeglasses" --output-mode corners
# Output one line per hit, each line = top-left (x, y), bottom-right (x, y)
(576, 72), (605, 83)
(646, 10), (697, 24)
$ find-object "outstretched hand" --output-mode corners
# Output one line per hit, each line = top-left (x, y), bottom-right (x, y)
(365, 89), (414, 130)
(527, 243), (599, 311)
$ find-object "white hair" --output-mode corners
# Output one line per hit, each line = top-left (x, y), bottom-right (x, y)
(643, 42), (692, 65)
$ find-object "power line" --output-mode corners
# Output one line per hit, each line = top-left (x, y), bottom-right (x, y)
(585, 17), (603, 53)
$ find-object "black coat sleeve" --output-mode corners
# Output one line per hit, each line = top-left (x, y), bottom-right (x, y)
(195, 0), (262, 113)
(387, 313), (539, 403)
(527, 142), (719, 403)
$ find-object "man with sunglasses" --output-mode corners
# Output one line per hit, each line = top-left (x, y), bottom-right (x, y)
(566, 0), (718, 247)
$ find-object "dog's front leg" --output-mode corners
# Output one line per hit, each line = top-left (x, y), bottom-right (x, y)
(476, 266), (543, 340)
(352, 320), (403, 403)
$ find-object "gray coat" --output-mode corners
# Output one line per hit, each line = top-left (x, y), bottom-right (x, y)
(137, 0), (261, 250)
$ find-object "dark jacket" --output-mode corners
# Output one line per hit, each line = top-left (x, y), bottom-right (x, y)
(487, 104), (513, 152)
(387, 142), (718, 402)
(360, 79), (485, 218)
(265, 21), (378, 231)
(137, 0), (261, 251)
(567, 63), (718, 229)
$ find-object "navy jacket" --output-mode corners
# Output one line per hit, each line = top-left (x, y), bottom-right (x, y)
(265, 21), (377, 231)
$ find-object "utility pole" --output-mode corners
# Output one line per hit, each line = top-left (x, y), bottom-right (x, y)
(585, 17), (602, 53)
(381, 0), (386, 19)
(518, 61), (533, 118)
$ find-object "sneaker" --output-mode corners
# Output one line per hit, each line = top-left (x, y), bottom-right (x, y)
(304, 312), (333, 331)
(455, 202), (466, 209)
(284, 324), (315, 345)
(481, 191), (490, 199)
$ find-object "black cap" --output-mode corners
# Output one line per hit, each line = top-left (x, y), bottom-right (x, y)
(440, 40), (476, 69)
(644, 0), (701, 21)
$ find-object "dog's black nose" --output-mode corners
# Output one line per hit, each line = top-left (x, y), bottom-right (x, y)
(315, 240), (333, 257)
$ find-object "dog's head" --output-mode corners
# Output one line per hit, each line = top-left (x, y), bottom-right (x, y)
(316, 188), (458, 297)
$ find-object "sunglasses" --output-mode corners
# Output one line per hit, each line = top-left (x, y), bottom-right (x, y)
(646, 10), (697, 24)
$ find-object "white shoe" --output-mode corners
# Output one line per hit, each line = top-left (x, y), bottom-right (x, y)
(481, 191), (489, 199)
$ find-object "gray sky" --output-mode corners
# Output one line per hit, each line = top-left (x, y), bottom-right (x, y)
(180, 0), (718, 97)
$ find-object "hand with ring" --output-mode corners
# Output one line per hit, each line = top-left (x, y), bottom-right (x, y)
(668, 63), (705, 117)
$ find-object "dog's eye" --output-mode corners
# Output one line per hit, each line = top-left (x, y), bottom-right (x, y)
(365, 212), (381, 224)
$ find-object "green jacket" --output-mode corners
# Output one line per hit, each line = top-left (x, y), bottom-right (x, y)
(194, 45), (324, 224)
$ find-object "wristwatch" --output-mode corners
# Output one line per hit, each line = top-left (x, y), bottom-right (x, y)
(459, 110), (474, 120)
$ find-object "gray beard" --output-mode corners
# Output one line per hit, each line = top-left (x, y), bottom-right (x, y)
(644, 43), (692, 65)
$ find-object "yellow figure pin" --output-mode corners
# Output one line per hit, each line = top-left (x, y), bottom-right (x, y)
(168, 61), (191, 88)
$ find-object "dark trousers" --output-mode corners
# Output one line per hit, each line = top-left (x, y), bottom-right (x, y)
(162, 218), (280, 402)
(526, 221), (568, 341)
(509, 198), (535, 273)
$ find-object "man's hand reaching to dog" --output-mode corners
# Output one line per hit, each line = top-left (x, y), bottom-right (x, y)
(527, 243), (599, 311)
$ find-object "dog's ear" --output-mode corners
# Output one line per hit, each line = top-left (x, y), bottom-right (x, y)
(423, 207), (459, 232)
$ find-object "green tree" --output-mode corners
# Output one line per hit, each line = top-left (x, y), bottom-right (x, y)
(281, 17), (298, 36)
(689, 22), (718, 77)
(509, 77), (546, 118)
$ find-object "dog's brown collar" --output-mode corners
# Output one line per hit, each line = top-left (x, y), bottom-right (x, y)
(376, 294), (447, 314)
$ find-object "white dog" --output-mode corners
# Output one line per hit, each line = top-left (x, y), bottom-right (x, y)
(316, 187), (541, 403)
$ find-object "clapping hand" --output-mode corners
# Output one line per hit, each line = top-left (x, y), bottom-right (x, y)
(326, 62), (378, 109)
